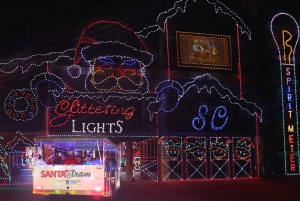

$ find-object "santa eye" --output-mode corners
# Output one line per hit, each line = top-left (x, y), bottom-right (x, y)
(99, 57), (115, 65)
(122, 59), (137, 66)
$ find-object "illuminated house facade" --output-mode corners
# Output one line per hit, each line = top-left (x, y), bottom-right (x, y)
(0, 0), (299, 183)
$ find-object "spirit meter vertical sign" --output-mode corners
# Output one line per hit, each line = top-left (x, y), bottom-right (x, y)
(271, 13), (300, 175)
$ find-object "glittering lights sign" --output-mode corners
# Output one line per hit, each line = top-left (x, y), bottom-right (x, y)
(271, 13), (300, 175)
(50, 99), (135, 134)
(176, 31), (232, 69)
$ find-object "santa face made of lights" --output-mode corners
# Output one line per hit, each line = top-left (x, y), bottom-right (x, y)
(70, 21), (153, 95)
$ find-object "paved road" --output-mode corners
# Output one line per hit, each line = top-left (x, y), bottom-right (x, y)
(1, 176), (300, 201)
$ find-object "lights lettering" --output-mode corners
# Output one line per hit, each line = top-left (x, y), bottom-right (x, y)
(72, 119), (123, 134)
(271, 13), (300, 175)
(192, 105), (228, 131)
(41, 170), (91, 178)
(50, 99), (135, 127)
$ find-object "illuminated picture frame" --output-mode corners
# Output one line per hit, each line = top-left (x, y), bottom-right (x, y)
(176, 31), (232, 70)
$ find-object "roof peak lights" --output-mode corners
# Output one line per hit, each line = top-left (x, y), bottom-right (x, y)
(136, 0), (251, 40)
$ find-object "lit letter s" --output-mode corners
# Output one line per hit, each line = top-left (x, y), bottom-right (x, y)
(192, 105), (208, 130)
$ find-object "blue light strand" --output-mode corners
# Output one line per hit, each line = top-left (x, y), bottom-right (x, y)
(211, 105), (228, 130)
(192, 105), (208, 130)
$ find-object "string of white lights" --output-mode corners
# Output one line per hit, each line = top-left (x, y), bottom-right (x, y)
(147, 73), (262, 122)
(136, 0), (251, 39)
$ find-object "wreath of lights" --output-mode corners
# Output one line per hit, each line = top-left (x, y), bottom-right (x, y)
(136, 0), (251, 40)
(4, 89), (38, 121)
(184, 137), (206, 160)
(210, 137), (231, 160)
(162, 137), (182, 161)
(234, 138), (254, 160)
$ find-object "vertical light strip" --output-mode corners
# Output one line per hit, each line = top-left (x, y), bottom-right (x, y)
(165, 21), (171, 80)
(255, 114), (259, 177)
(46, 108), (49, 136)
(46, 62), (50, 136)
(270, 13), (300, 175)
(236, 24), (242, 99)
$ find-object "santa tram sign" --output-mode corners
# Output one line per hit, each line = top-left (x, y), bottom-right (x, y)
(271, 13), (300, 175)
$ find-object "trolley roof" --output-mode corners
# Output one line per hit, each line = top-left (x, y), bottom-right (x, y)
(34, 136), (119, 151)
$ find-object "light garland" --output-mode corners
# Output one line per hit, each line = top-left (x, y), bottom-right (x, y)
(0, 49), (74, 74)
(4, 89), (38, 122)
(165, 21), (171, 80)
(236, 24), (243, 99)
(148, 73), (262, 122)
(136, 0), (251, 40)
(255, 114), (259, 177)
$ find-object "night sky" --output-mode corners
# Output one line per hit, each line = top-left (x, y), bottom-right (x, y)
(0, 0), (298, 56)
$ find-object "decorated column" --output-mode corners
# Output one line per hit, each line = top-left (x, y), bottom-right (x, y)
(271, 13), (300, 175)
